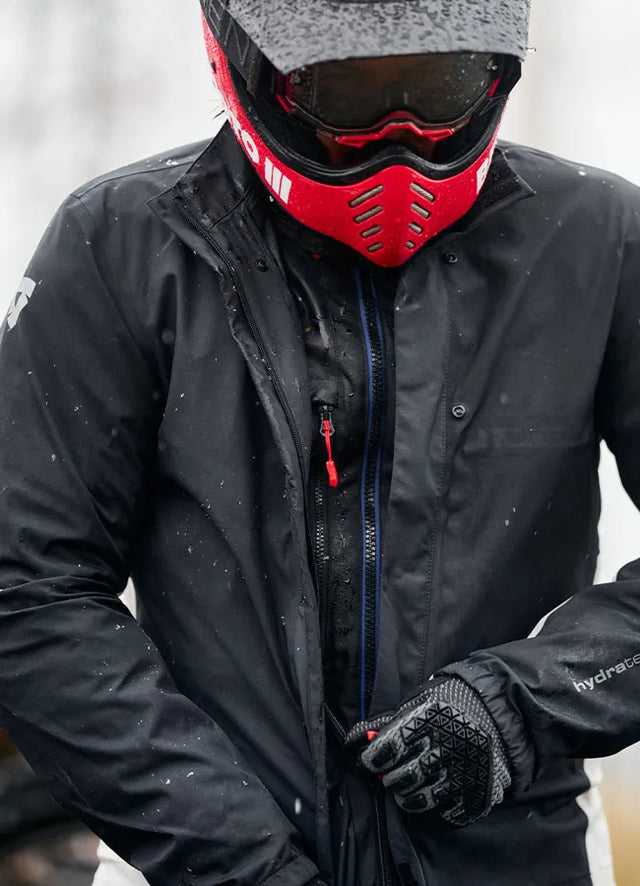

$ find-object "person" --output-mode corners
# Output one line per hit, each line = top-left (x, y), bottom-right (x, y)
(0, 0), (638, 883)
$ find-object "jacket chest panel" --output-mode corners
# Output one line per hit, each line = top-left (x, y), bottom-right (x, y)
(410, 247), (606, 675)
(441, 216), (618, 454)
(372, 239), (610, 693)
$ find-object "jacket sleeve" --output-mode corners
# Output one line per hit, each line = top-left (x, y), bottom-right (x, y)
(0, 197), (318, 886)
(441, 208), (640, 793)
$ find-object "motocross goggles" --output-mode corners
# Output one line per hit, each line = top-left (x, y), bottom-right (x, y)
(276, 52), (503, 147)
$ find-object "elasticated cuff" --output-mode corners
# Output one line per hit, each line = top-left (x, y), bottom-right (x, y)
(436, 660), (536, 794)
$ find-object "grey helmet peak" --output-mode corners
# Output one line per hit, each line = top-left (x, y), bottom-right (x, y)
(204, 0), (531, 74)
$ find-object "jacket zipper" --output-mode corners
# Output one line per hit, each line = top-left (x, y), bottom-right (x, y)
(326, 712), (394, 886)
(374, 785), (394, 886)
(313, 405), (337, 655)
(356, 268), (393, 886)
(356, 268), (386, 721)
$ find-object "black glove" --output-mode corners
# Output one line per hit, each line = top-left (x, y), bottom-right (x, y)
(349, 677), (511, 826)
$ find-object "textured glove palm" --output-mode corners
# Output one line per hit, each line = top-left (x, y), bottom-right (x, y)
(353, 677), (511, 826)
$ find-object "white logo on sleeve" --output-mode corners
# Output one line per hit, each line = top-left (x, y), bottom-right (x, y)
(7, 278), (37, 330)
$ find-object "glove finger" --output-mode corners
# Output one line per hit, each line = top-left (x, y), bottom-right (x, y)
(361, 701), (439, 773)
(395, 777), (454, 814)
(382, 747), (442, 796)
(382, 755), (423, 795)
(360, 727), (406, 773)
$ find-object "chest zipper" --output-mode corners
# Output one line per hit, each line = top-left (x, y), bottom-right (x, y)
(356, 268), (393, 886)
(356, 268), (386, 721)
(314, 405), (338, 655)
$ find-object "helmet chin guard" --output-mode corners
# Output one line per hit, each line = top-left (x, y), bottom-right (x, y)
(203, 18), (506, 267)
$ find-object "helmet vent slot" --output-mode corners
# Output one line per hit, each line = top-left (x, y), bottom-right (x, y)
(361, 225), (383, 239)
(354, 206), (383, 224)
(405, 241), (417, 250)
(409, 222), (423, 235)
(410, 182), (435, 202)
(411, 202), (432, 220)
(367, 243), (384, 254)
(349, 185), (384, 208)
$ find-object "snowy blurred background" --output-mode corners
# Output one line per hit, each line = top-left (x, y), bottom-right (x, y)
(1, 0), (640, 882)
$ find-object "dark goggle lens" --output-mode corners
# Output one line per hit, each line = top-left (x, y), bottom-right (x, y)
(286, 52), (498, 131)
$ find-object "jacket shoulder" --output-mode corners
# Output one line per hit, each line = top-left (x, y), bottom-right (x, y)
(24, 139), (220, 356)
(68, 139), (212, 219)
(499, 141), (640, 218)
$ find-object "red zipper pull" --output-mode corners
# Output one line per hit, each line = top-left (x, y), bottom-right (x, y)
(320, 407), (338, 488)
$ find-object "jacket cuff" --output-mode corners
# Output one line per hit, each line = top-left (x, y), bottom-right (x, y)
(436, 660), (536, 794)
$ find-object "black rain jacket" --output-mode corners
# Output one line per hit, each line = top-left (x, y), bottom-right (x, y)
(1, 125), (639, 886)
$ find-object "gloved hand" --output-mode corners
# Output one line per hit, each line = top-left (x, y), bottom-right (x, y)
(348, 677), (511, 826)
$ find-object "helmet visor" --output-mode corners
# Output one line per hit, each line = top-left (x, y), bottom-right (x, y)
(282, 52), (499, 135)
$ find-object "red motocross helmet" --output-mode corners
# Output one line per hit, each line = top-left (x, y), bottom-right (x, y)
(199, 1), (530, 267)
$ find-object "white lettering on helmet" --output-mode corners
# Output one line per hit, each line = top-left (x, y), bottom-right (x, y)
(265, 158), (293, 205)
(227, 108), (259, 165)
(226, 108), (293, 204)
(476, 157), (491, 194)
(241, 130), (259, 164)
(6, 278), (37, 330)
(227, 109), (242, 139)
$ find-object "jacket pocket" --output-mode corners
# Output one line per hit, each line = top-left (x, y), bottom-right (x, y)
(462, 411), (593, 452)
